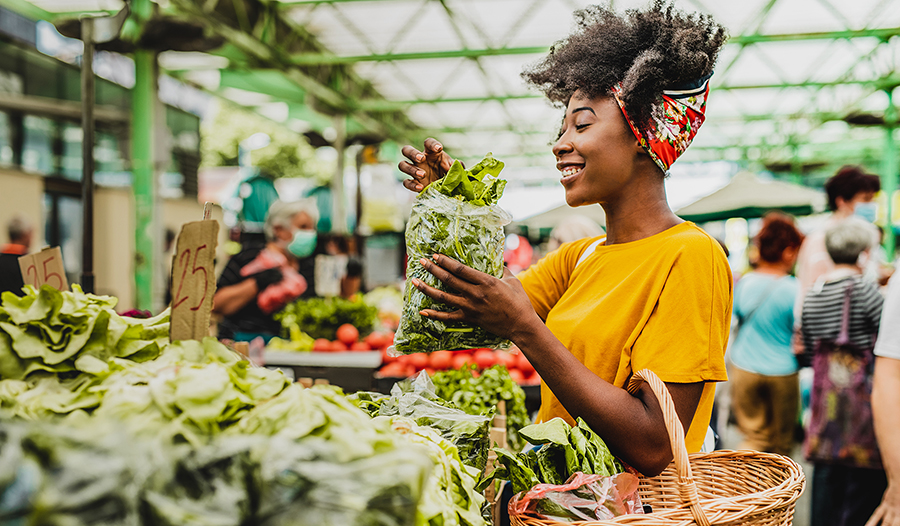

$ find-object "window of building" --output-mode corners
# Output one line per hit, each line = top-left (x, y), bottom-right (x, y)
(22, 115), (54, 175)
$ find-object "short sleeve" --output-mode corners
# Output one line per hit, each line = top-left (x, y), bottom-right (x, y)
(860, 280), (885, 337)
(876, 275), (900, 359)
(517, 238), (598, 321)
(631, 234), (732, 383)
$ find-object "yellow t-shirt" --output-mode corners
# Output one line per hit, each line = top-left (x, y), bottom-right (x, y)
(517, 221), (732, 452)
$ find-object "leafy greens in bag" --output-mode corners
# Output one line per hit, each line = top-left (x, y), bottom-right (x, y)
(394, 154), (512, 354)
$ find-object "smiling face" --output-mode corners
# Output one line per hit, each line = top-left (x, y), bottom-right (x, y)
(552, 92), (646, 207)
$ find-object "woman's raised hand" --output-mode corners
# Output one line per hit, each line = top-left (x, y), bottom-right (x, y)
(399, 138), (455, 193)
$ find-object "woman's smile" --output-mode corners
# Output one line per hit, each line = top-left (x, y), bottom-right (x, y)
(559, 164), (584, 186)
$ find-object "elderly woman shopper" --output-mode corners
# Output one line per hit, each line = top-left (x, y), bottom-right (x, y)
(801, 216), (886, 526)
(399, 1), (731, 476)
(213, 199), (319, 342)
(729, 213), (804, 456)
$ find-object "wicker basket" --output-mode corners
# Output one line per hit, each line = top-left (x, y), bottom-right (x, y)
(510, 369), (806, 526)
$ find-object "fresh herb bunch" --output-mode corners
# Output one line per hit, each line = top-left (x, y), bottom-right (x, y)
(275, 295), (377, 340)
(431, 364), (530, 452)
(478, 417), (624, 494)
(394, 153), (512, 354)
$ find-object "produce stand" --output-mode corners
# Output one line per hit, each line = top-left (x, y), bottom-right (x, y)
(265, 350), (382, 392)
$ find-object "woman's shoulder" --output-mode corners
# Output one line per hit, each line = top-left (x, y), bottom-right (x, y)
(661, 222), (728, 264)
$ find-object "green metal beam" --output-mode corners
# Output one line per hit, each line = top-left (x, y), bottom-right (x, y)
(290, 46), (548, 65)
(0, 0), (55, 21)
(883, 89), (897, 259)
(284, 27), (900, 65)
(355, 75), (900, 109)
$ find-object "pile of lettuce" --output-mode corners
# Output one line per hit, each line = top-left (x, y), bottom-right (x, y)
(0, 287), (487, 526)
(0, 285), (168, 379)
(350, 373), (492, 472)
(393, 154), (512, 354)
(431, 365), (530, 452)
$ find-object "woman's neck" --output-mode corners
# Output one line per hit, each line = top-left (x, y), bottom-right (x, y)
(754, 260), (789, 276)
(601, 176), (681, 245)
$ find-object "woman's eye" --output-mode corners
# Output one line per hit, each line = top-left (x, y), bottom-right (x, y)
(575, 123), (590, 130)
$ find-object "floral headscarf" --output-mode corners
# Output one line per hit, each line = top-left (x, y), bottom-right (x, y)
(611, 73), (712, 174)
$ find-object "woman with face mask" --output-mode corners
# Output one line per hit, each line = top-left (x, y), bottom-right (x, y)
(213, 199), (319, 342)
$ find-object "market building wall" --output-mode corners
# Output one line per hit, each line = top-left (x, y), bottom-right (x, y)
(0, 169), (43, 247)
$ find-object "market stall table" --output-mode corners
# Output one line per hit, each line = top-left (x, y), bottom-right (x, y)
(265, 350), (382, 392)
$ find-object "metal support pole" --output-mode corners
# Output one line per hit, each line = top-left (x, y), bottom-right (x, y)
(331, 114), (347, 234)
(883, 88), (898, 261)
(132, 0), (156, 310)
(80, 17), (95, 293)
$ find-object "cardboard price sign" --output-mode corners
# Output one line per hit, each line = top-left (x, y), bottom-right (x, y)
(19, 247), (68, 291)
(169, 219), (218, 341)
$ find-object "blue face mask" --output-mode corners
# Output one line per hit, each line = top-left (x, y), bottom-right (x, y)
(287, 229), (317, 258)
(854, 202), (878, 223)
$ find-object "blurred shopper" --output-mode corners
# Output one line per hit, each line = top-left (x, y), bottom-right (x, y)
(801, 216), (886, 526)
(867, 274), (900, 526)
(0, 215), (33, 296)
(546, 215), (604, 251)
(213, 200), (318, 342)
(729, 213), (804, 456)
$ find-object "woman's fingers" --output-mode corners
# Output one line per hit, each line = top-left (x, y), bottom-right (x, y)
(410, 277), (465, 309)
(419, 308), (467, 322)
(429, 254), (486, 286)
(401, 144), (425, 163)
(402, 178), (424, 192)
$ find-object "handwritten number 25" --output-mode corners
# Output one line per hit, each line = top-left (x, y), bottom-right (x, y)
(26, 256), (64, 289)
(172, 244), (209, 311)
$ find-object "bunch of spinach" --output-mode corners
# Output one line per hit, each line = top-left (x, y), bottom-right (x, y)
(275, 295), (377, 340)
(394, 154), (512, 354)
(479, 417), (624, 494)
(430, 365), (530, 452)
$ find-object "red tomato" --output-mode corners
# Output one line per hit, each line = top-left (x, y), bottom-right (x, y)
(331, 340), (349, 352)
(365, 332), (388, 350)
(473, 349), (496, 370)
(312, 338), (331, 352)
(408, 352), (429, 370)
(516, 352), (535, 374)
(429, 350), (454, 370)
(424, 367), (436, 376)
(495, 351), (516, 370)
(350, 341), (370, 352)
(452, 353), (473, 370)
(524, 371), (541, 385)
(336, 324), (359, 345)
(508, 368), (526, 384)
(379, 362), (409, 378)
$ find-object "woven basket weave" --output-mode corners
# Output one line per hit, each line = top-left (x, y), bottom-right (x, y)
(510, 369), (806, 526)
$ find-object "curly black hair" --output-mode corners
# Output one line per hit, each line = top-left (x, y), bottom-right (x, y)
(522, 1), (728, 128)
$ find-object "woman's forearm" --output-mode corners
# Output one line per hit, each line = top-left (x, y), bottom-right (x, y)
(511, 319), (701, 476)
(212, 279), (258, 317)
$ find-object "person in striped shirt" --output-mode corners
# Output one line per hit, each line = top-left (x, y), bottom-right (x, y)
(801, 216), (886, 526)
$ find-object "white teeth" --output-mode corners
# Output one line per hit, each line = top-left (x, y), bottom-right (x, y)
(561, 167), (580, 177)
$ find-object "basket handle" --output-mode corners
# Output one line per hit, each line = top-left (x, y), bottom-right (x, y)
(626, 369), (710, 526)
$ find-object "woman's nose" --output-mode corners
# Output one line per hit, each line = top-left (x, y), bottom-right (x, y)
(552, 133), (572, 158)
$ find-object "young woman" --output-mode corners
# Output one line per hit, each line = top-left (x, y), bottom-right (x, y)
(729, 213), (804, 456)
(399, 1), (730, 476)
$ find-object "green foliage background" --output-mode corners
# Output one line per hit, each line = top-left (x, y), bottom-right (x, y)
(200, 100), (333, 184)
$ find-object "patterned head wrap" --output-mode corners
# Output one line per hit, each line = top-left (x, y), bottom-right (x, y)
(611, 73), (712, 174)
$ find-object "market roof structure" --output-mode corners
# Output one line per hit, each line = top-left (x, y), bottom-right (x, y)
(7, 0), (900, 178)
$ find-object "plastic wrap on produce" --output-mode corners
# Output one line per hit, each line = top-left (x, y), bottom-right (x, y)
(509, 472), (643, 523)
(393, 155), (512, 354)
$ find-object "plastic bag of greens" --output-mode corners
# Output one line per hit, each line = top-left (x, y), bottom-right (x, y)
(393, 154), (512, 354)
(375, 373), (492, 471)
